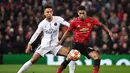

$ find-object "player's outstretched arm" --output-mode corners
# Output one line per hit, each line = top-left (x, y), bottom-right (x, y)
(56, 29), (69, 46)
(26, 22), (43, 53)
(100, 23), (113, 40)
(25, 43), (32, 53)
(25, 29), (41, 53)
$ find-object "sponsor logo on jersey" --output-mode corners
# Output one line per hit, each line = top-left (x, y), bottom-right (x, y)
(80, 28), (89, 33)
(77, 25), (80, 27)
(45, 29), (57, 34)
(86, 23), (91, 26)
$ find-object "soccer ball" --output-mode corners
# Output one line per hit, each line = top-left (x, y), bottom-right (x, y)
(68, 50), (81, 61)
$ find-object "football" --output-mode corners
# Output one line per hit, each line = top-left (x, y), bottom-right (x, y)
(68, 49), (81, 61)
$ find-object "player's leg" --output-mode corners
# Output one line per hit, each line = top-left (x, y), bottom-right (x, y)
(54, 46), (71, 73)
(17, 45), (46, 73)
(78, 46), (100, 73)
(88, 48), (101, 73)
(57, 46), (70, 56)
(56, 43), (80, 73)
(68, 61), (75, 73)
(56, 46), (76, 73)
(17, 52), (41, 73)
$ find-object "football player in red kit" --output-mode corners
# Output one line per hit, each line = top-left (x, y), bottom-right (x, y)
(56, 6), (113, 73)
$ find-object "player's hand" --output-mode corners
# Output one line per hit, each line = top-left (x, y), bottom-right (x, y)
(109, 32), (114, 41)
(25, 43), (32, 54)
(56, 41), (62, 46)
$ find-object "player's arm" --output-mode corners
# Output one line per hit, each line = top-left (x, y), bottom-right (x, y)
(93, 18), (113, 40)
(60, 17), (70, 27)
(26, 23), (43, 53)
(57, 29), (70, 46)
(100, 24), (112, 34)
(57, 17), (74, 46)
(57, 17), (70, 45)
(100, 23), (113, 40)
(56, 24), (70, 46)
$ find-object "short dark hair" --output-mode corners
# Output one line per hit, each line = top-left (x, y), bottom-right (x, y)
(44, 4), (53, 10)
(77, 6), (86, 11)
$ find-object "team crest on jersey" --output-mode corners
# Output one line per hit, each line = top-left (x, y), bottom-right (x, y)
(77, 25), (80, 27)
(86, 23), (91, 26)
(54, 23), (57, 26)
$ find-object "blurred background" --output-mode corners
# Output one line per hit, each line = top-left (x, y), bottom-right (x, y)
(0, 0), (130, 73)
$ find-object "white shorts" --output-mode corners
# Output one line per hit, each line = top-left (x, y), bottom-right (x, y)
(35, 45), (62, 57)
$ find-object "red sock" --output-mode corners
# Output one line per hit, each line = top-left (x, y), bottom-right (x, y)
(56, 66), (64, 73)
(92, 66), (100, 73)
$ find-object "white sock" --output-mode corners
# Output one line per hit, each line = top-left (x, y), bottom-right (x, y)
(17, 60), (32, 73)
(69, 61), (76, 73)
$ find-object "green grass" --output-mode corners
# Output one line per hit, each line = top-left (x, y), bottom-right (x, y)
(0, 65), (130, 73)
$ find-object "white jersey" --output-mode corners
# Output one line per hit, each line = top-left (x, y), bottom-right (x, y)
(29, 16), (70, 48)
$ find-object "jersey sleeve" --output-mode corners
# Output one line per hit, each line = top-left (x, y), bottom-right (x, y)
(68, 20), (75, 31)
(93, 18), (101, 26)
(59, 17), (70, 27)
(28, 21), (43, 44)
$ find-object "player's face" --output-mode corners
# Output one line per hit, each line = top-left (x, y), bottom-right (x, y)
(78, 10), (86, 20)
(44, 8), (53, 19)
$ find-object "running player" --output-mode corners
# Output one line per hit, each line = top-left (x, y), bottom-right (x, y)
(56, 6), (113, 73)
(17, 5), (71, 73)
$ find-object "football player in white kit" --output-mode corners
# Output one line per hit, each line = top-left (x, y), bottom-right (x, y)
(17, 5), (74, 73)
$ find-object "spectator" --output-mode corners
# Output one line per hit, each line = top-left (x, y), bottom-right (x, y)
(108, 11), (119, 28)
(13, 35), (26, 53)
(0, 0), (130, 54)
(101, 44), (110, 54)
(0, 32), (6, 54)
(100, 30), (112, 54)
(111, 43), (119, 54)
(4, 35), (13, 54)
(119, 43), (129, 54)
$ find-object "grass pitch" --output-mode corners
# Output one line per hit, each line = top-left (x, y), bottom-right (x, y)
(0, 64), (130, 73)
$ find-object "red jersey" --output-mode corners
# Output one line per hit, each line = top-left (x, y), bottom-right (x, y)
(68, 17), (101, 44)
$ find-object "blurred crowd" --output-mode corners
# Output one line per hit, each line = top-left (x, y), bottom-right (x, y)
(0, 0), (130, 54)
